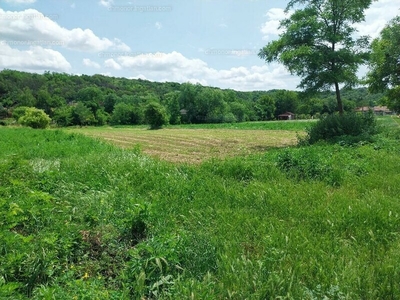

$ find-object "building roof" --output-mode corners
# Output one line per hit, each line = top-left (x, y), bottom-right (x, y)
(355, 106), (392, 113)
(278, 112), (295, 116)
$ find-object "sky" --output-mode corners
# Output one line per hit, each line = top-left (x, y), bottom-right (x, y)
(0, 0), (399, 91)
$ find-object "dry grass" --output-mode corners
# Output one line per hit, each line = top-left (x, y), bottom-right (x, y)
(68, 127), (300, 163)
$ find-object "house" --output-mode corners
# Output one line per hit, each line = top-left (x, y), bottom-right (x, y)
(355, 106), (393, 115)
(278, 112), (296, 120)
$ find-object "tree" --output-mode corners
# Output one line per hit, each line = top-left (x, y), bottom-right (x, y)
(255, 95), (276, 120)
(104, 93), (120, 114)
(273, 90), (298, 117)
(259, 0), (373, 114)
(72, 102), (96, 126)
(53, 106), (73, 127)
(18, 87), (36, 107)
(144, 102), (169, 129)
(366, 16), (400, 112)
(77, 86), (104, 114)
(111, 103), (142, 125)
(229, 102), (248, 122)
(164, 91), (181, 125)
(18, 107), (51, 129)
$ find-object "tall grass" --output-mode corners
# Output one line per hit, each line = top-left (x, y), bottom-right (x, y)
(1, 125), (400, 299)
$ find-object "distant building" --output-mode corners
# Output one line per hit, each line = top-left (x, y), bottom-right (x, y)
(278, 112), (296, 120)
(355, 106), (394, 115)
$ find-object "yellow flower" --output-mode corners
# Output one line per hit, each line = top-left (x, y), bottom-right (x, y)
(82, 272), (89, 280)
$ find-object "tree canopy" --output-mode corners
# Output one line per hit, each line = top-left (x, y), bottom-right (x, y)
(0, 69), (385, 127)
(259, 0), (373, 114)
(366, 16), (400, 112)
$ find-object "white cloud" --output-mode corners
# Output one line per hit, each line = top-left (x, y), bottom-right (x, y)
(155, 22), (162, 30)
(260, 8), (293, 41)
(83, 58), (100, 68)
(3, 0), (36, 4)
(0, 8), (131, 52)
(104, 58), (121, 70)
(261, 2), (399, 42)
(115, 51), (298, 91)
(129, 74), (147, 80)
(355, 0), (400, 39)
(0, 43), (71, 72)
(99, 0), (113, 8)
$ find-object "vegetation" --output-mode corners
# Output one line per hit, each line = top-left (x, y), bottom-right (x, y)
(16, 107), (51, 129)
(0, 117), (399, 299)
(367, 16), (400, 113)
(259, 0), (373, 114)
(300, 111), (378, 145)
(0, 70), (386, 128)
(66, 123), (302, 163)
(144, 102), (169, 130)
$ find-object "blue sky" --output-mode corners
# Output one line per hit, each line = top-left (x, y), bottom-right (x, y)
(0, 0), (399, 91)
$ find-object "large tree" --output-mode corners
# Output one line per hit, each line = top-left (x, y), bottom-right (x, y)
(259, 0), (373, 114)
(366, 16), (400, 112)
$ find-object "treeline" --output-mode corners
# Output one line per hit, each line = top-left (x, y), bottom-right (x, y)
(0, 69), (384, 126)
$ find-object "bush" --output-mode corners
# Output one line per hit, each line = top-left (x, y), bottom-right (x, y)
(18, 107), (51, 129)
(300, 111), (378, 145)
(144, 102), (169, 130)
(12, 106), (30, 121)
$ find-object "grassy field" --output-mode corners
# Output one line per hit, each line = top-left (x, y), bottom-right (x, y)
(1, 118), (400, 299)
(67, 125), (301, 163)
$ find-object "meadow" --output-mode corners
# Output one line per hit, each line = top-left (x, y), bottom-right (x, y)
(1, 117), (400, 299)
(66, 120), (307, 163)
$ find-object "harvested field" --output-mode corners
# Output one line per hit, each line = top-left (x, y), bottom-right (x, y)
(68, 127), (300, 163)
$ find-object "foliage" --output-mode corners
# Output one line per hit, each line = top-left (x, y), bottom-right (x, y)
(110, 103), (142, 125)
(300, 111), (378, 145)
(71, 102), (96, 126)
(255, 95), (275, 120)
(367, 16), (400, 112)
(53, 106), (73, 127)
(12, 106), (30, 121)
(386, 86), (400, 113)
(144, 102), (169, 129)
(0, 70), (387, 127)
(259, 0), (373, 113)
(18, 107), (51, 129)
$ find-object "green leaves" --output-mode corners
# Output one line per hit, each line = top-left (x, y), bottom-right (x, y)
(259, 0), (374, 113)
(144, 101), (169, 130)
(367, 16), (400, 112)
(18, 107), (51, 129)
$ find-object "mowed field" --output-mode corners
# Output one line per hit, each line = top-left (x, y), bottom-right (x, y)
(67, 125), (303, 163)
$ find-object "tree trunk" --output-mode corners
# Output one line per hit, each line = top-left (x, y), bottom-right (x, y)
(334, 81), (344, 114)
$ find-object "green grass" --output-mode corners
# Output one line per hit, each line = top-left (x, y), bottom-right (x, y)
(166, 119), (314, 131)
(1, 120), (400, 299)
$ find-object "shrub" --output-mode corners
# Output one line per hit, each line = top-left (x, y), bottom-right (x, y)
(300, 111), (378, 145)
(144, 102), (169, 130)
(12, 106), (30, 121)
(18, 107), (51, 129)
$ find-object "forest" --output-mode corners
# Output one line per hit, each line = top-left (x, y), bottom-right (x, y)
(0, 69), (384, 127)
